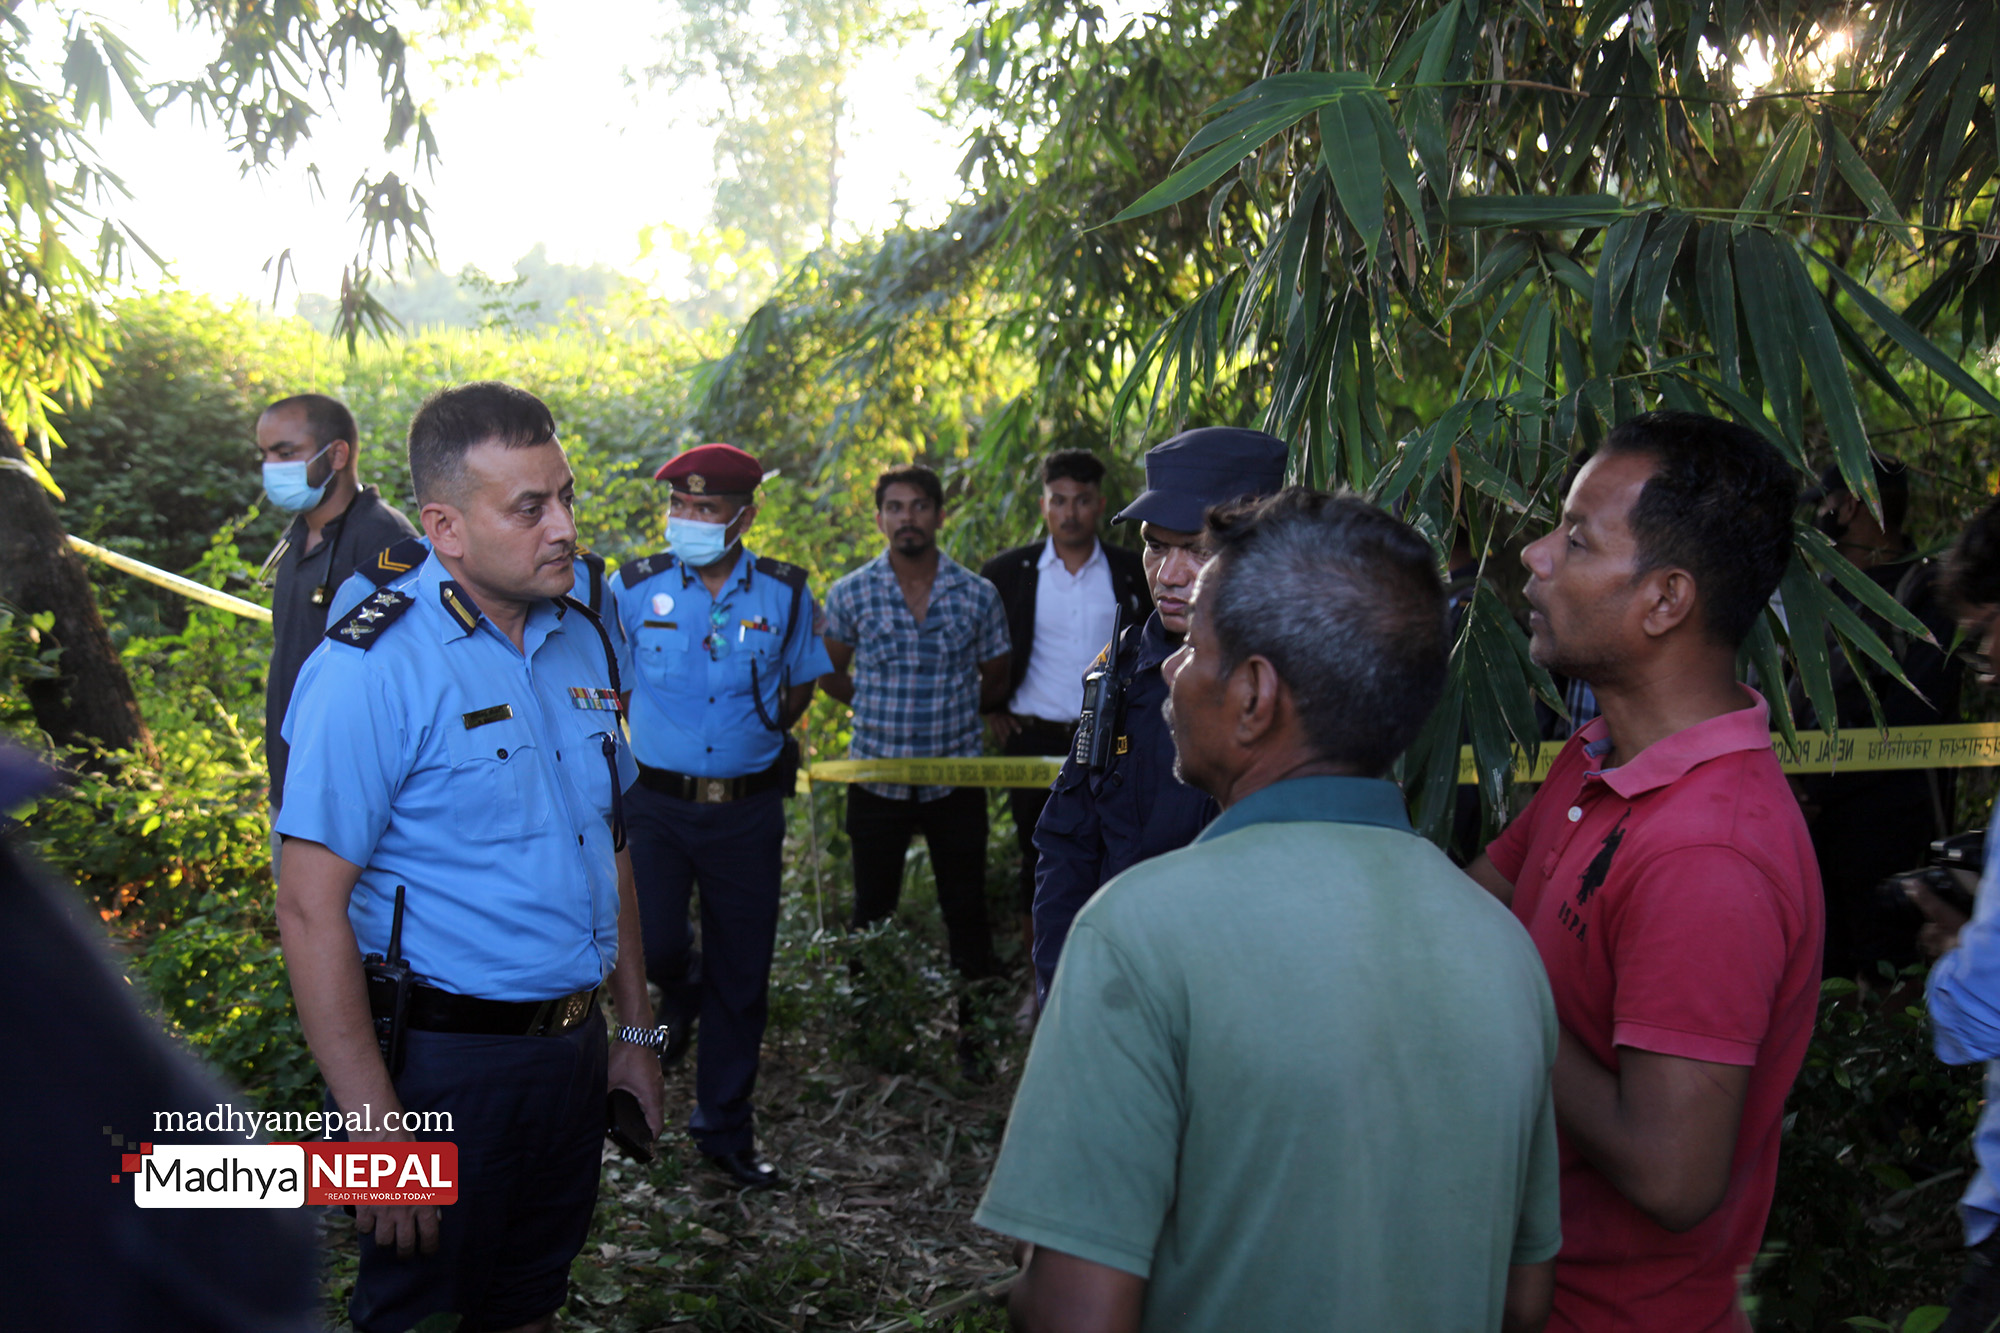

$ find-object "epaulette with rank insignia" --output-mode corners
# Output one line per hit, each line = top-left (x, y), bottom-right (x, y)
(752, 555), (807, 590)
(617, 552), (672, 588)
(359, 535), (429, 587)
(327, 588), (414, 650)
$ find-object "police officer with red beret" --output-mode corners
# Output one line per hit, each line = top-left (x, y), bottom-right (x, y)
(608, 443), (833, 1188)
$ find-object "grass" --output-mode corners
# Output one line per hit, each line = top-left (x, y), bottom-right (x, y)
(316, 791), (1032, 1332)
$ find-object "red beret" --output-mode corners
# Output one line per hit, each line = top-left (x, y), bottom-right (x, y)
(653, 442), (763, 495)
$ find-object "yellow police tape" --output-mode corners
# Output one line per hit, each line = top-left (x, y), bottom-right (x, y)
(797, 723), (2000, 791)
(66, 535), (274, 624)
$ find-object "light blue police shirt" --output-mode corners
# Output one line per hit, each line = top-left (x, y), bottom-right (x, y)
(1929, 817), (2000, 1244)
(328, 542), (628, 682)
(278, 551), (640, 1001)
(611, 546), (833, 778)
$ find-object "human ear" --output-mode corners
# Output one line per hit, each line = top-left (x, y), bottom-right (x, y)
(1233, 655), (1283, 744)
(423, 502), (466, 559)
(1641, 568), (1699, 638)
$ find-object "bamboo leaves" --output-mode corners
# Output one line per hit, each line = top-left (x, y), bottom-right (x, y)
(1108, 72), (1373, 224)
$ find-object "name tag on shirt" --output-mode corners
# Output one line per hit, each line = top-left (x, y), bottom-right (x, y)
(570, 687), (622, 712)
(463, 704), (513, 729)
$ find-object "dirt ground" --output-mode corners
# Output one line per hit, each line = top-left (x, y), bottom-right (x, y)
(319, 920), (1034, 1333)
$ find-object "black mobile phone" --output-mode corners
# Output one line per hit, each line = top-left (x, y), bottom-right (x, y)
(606, 1088), (656, 1163)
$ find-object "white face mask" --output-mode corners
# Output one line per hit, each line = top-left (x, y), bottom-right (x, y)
(667, 512), (738, 567)
(262, 441), (335, 513)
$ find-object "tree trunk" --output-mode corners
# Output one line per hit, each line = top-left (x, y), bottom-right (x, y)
(0, 424), (154, 765)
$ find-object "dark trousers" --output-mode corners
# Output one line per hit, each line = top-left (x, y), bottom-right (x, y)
(346, 1020), (607, 1333)
(1942, 1230), (2000, 1333)
(625, 781), (785, 1157)
(846, 784), (995, 976)
(1004, 720), (1074, 912)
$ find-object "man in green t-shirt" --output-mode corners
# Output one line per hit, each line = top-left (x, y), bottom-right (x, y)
(975, 488), (1561, 1333)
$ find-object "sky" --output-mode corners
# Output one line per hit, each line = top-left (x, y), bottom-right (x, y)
(84, 1), (969, 307)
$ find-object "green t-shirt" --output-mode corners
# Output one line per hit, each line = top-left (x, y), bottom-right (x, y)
(976, 776), (1560, 1332)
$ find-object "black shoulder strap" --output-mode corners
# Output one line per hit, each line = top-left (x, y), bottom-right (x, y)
(617, 553), (672, 590)
(359, 535), (428, 587)
(753, 555), (808, 659)
(576, 549), (607, 617)
(561, 595), (623, 699)
(746, 556), (810, 733)
(560, 594), (627, 852)
(326, 588), (415, 650)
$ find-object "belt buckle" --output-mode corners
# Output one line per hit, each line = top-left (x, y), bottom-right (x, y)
(557, 990), (590, 1033)
(702, 778), (728, 804)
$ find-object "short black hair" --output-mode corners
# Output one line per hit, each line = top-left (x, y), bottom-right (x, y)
(1945, 495), (2000, 611)
(407, 382), (559, 504)
(1202, 487), (1447, 776)
(874, 465), (944, 511)
(1598, 411), (1796, 647)
(1041, 450), (1105, 487)
(263, 393), (356, 460)
(1815, 454), (1911, 532)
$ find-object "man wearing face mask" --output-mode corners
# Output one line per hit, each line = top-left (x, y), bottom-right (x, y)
(1028, 427), (1287, 1002)
(608, 442), (832, 1189)
(1793, 455), (1964, 978)
(256, 394), (416, 873)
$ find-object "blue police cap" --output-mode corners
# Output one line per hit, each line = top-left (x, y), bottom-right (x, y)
(1113, 427), (1290, 532)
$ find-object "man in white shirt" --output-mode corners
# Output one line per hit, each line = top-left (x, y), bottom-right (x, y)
(982, 451), (1153, 965)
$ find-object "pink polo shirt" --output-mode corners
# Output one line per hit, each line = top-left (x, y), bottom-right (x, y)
(1488, 689), (1823, 1333)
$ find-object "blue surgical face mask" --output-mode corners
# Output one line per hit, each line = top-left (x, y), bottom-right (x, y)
(262, 441), (335, 513)
(667, 512), (739, 568)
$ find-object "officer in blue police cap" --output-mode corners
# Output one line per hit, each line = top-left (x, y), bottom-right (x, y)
(1030, 426), (1289, 1002)
(608, 442), (833, 1190)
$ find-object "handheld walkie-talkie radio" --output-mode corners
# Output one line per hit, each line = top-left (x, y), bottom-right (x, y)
(1073, 608), (1127, 774)
(361, 885), (414, 1078)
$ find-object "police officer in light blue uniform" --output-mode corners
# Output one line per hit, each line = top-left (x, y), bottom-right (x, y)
(611, 442), (832, 1190)
(275, 382), (660, 1333)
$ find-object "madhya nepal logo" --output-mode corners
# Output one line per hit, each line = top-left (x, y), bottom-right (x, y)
(121, 1140), (459, 1209)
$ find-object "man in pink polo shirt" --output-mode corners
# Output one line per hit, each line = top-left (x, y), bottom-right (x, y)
(1468, 410), (1824, 1332)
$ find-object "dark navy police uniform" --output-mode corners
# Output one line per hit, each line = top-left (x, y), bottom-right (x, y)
(610, 545), (832, 1158)
(1031, 610), (1218, 1000)
(1029, 424), (1288, 1003)
(279, 550), (637, 1333)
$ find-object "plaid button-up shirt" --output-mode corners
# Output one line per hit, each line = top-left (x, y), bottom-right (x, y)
(823, 551), (1011, 800)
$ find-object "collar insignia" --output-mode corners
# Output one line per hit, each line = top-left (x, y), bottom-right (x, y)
(439, 581), (480, 631)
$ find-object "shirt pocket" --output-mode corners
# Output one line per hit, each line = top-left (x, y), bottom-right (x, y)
(443, 714), (551, 842)
(635, 625), (694, 687)
(726, 630), (784, 698)
(559, 712), (620, 824)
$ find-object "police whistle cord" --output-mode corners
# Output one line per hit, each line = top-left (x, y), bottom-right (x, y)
(65, 535), (274, 623)
(794, 723), (2000, 792)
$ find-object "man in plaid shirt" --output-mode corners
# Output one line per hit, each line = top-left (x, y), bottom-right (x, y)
(822, 465), (1012, 991)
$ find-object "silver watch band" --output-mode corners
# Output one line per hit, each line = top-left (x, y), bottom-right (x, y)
(616, 1024), (670, 1051)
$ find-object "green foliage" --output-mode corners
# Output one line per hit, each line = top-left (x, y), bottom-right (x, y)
(1754, 976), (1984, 1330)
(51, 292), (298, 634)
(295, 244), (648, 335)
(702, 0), (2000, 847)
(641, 0), (928, 273)
(0, 1), (532, 458)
